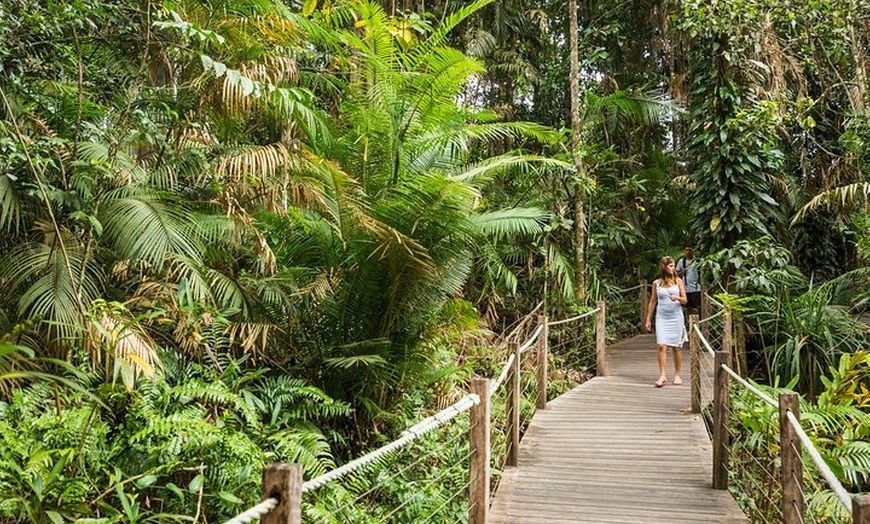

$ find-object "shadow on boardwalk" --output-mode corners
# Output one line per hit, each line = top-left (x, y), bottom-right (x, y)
(489, 334), (749, 524)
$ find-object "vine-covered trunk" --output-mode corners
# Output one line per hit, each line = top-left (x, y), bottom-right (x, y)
(569, 0), (587, 304)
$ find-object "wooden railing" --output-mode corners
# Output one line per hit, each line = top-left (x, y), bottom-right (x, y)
(690, 302), (870, 524)
(225, 284), (870, 524)
(223, 298), (615, 524)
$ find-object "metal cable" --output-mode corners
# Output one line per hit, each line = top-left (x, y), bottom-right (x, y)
(311, 429), (470, 523)
(724, 425), (782, 523)
(546, 308), (599, 327)
(376, 451), (471, 522)
(785, 410), (853, 511)
(422, 479), (472, 522)
(302, 394), (479, 493)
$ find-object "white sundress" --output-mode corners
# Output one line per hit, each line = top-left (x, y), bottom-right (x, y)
(655, 281), (687, 347)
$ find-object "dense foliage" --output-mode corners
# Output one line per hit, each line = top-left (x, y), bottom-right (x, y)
(0, 0), (868, 521)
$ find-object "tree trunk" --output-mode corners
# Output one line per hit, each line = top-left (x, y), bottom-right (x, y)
(848, 4), (867, 111)
(569, 0), (587, 304)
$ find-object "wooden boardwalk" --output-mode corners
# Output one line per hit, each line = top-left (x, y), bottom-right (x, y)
(489, 334), (748, 524)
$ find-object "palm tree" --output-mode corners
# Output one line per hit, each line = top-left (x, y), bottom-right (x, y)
(255, 0), (574, 416)
(0, 0), (341, 371)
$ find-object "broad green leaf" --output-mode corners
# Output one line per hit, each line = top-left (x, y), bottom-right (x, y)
(188, 474), (205, 492)
(219, 491), (244, 504)
(135, 474), (158, 488)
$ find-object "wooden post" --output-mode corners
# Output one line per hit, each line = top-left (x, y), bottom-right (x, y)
(689, 314), (701, 413)
(723, 311), (732, 360)
(779, 392), (803, 524)
(854, 495), (870, 524)
(506, 343), (520, 467)
(712, 351), (730, 490)
(536, 315), (549, 410)
(261, 463), (302, 524)
(700, 292), (711, 339)
(469, 378), (490, 524)
(596, 301), (606, 376)
(639, 280), (648, 332)
(734, 311), (747, 376)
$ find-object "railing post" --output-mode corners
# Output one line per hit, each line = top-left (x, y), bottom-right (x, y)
(261, 463), (302, 524)
(506, 343), (520, 467)
(780, 392), (803, 524)
(701, 292), (711, 339)
(469, 378), (490, 524)
(712, 351), (730, 490)
(689, 314), (701, 413)
(596, 301), (606, 376)
(536, 315), (548, 410)
(854, 495), (870, 524)
(639, 280), (648, 332)
(734, 311), (747, 376)
(723, 310), (732, 360)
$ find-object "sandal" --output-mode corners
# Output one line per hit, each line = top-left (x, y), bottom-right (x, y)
(654, 378), (667, 388)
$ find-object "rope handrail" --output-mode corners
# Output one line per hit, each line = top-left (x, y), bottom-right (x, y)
(222, 498), (278, 524)
(614, 283), (644, 293)
(491, 321), (545, 397)
(224, 393), (482, 523)
(518, 323), (544, 354)
(697, 308), (725, 324)
(694, 300), (859, 519)
(785, 410), (853, 510)
(705, 292), (725, 309)
(547, 307), (600, 327)
(302, 394), (480, 493)
(720, 363), (778, 408)
(221, 288), (613, 523)
(693, 324), (716, 356)
(490, 352), (516, 396)
(498, 301), (543, 345)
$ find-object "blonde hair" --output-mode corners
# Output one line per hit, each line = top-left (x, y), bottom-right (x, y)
(658, 256), (678, 286)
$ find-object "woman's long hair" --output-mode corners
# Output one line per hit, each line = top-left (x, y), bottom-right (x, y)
(659, 256), (678, 286)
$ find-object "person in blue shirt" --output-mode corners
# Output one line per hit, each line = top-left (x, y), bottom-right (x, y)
(676, 243), (701, 318)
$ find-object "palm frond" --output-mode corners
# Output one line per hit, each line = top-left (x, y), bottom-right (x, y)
(76, 141), (148, 186)
(475, 242), (519, 296)
(214, 142), (298, 182)
(470, 207), (549, 239)
(0, 173), (21, 232)
(101, 193), (203, 271)
(450, 153), (573, 183)
(585, 90), (677, 128)
(2, 241), (102, 348)
(404, 0), (495, 71)
(166, 255), (214, 306)
(792, 182), (870, 224)
(409, 123), (562, 175)
(86, 308), (161, 383)
(548, 243), (576, 299)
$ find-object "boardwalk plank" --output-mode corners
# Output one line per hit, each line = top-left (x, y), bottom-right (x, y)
(489, 334), (748, 524)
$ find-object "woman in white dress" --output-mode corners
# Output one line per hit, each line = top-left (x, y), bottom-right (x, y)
(644, 256), (687, 387)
